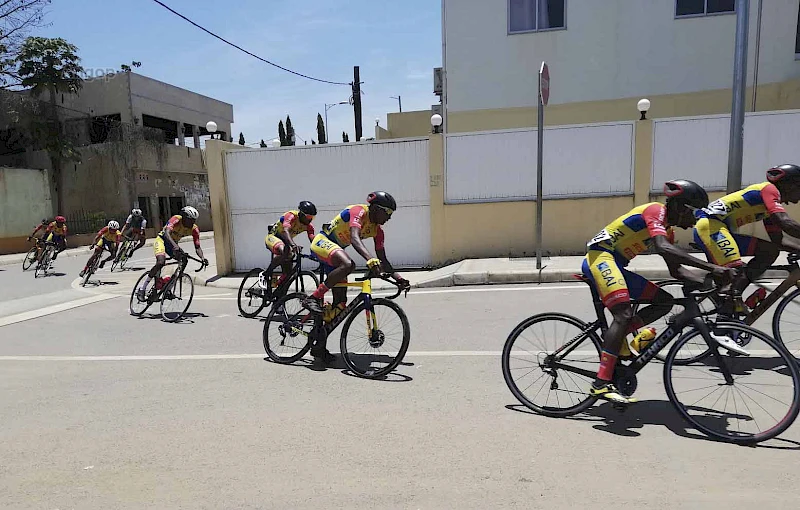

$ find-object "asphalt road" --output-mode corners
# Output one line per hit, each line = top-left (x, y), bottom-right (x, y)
(1, 251), (799, 509)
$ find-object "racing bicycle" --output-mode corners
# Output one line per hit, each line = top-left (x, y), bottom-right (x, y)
(111, 235), (136, 272)
(129, 253), (208, 322)
(237, 249), (321, 318)
(33, 240), (57, 278)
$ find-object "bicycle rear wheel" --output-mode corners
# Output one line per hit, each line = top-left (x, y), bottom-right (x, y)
(81, 256), (97, 287)
(263, 292), (315, 363)
(35, 247), (53, 278)
(22, 246), (37, 271)
(160, 273), (194, 322)
(111, 241), (127, 272)
(237, 268), (269, 318)
(340, 298), (410, 379)
(502, 313), (602, 418)
(130, 272), (155, 316)
(772, 287), (800, 363)
(664, 322), (800, 444)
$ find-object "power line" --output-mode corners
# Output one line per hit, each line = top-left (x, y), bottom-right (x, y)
(149, 0), (350, 86)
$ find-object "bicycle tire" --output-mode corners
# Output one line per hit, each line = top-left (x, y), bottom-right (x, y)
(663, 321), (800, 444)
(81, 256), (97, 287)
(340, 298), (411, 379)
(160, 273), (194, 322)
(296, 270), (320, 293)
(111, 241), (127, 272)
(130, 272), (155, 316)
(772, 286), (800, 363)
(35, 247), (52, 278)
(22, 246), (37, 271)
(263, 292), (315, 363)
(502, 312), (602, 418)
(237, 268), (268, 318)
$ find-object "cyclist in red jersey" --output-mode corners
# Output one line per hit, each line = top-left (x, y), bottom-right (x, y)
(262, 201), (317, 299)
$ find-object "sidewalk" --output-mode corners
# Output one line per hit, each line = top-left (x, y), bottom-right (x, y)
(0, 231), (214, 267)
(191, 252), (795, 291)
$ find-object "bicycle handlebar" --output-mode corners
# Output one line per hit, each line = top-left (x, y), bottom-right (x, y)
(355, 269), (411, 299)
(177, 253), (208, 273)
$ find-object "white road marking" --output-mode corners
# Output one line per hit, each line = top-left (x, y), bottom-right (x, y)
(0, 293), (120, 328)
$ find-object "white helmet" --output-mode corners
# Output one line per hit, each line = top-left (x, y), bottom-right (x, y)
(131, 208), (142, 216)
(108, 220), (120, 230)
(181, 206), (199, 219)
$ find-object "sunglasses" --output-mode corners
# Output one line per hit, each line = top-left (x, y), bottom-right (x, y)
(300, 213), (315, 221)
(374, 205), (394, 217)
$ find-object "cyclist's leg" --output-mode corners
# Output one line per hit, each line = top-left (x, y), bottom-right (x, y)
(624, 269), (673, 326)
(731, 233), (779, 293)
(83, 240), (103, 274)
(130, 231), (146, 254)
(307, 234), (353, 311)
(272, 244), (294, 299)
(51, 235), (65, 260)
(583, 250), (637, 403)
(99, 241), (116, 267)
(263, 234), (287, 274)
(138, 237), (170, 295)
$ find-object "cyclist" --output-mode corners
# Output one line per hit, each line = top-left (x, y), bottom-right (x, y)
(80, 220), (121, 276)
(27, 218), (50, 261)
(29, 216), (68, 261)
(261, 201), (317, 298)
(582, 179), (739, 406)
(121, 208), (148, 256)
(136, 206), (207, 301)
(305, 191), (409, 364)
(693, 164), (800, 299)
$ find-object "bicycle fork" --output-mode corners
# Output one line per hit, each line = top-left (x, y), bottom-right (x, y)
(691, 317), (735, 385)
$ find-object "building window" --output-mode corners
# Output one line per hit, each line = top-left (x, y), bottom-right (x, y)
(676, 0), (735, 17)
(796, 4), (800, 57)
(509, 0), (565, 33)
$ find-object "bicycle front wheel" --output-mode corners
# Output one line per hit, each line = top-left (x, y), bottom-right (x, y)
(772, 287), (800, 363)
(237, 268), (268, 318)
(111, 242), (127, 272)
(664, 322), (800, 444)
(340, 298), (410, 378)
(35, 247), (52, 278)
(130, 272), (155, 316)
(160, 273), (194, 322)
(22, 247), (37, 271)
(80, 257), (96, 287)
(263, 292), (315, 363)
(502, 313), (602, 418)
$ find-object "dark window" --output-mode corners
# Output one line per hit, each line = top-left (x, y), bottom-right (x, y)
(169, 196), (185, 217)
(137, 197), (151, 227)
(796, 5), (800, 54)
(676, 0), (734, 17)
(509, 0), (565, 33)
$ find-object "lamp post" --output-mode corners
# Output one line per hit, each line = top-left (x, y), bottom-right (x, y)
(205, 121), (218, 139)
(270, 139), (281, 148)
(324, 101), (349, 140)
(637, 99), (651, 121)
(390, 95), (402, 112)
(430, 114), (443, 134)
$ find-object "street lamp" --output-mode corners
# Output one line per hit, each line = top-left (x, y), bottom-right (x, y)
(637, 99), (651, 121)
(375, 117), (380, 126)
(430, 114), (443, 134)
(270, 138), (281, 148)
(324, 101), (349, 141)
(205, 120), (218, 139)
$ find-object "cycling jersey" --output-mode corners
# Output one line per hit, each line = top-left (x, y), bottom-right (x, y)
(323, 204), (384, 249)
(125, 214), (147, 231)
(160, 215), (200, 246)
(46, 221), (68, 236)
(96, 226), (121, 243)
(270, 210), (315, 240)
(697, 182), (785, 232)
(587, 203), (673, 261)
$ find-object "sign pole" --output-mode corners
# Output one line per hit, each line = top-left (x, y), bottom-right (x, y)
(536, 62), (549, 270)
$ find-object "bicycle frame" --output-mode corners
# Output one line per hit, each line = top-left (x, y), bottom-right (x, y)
(321, 279), (376, 335)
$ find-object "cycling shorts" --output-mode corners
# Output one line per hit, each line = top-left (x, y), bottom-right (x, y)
(310, 233), (344, 267)
(582, 249), (659, 309)
(693, 217), (758, 268)
(95, 238), (115, 252)
(153, 235), (177, 258)
(265, 234), (286, 256)
(46, 233), (65, 246)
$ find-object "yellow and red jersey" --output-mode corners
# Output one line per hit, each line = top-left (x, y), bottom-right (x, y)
(697, 182), (786, 233)
(587, 202), (674, 261)
(160, 215), (201, 247)
(46, 221), (68, 236)
(323, 204), (384, 249)
(270, 210), (315, 241)
(96, 226), (121, 243)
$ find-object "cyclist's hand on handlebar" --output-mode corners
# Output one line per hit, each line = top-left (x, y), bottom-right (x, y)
(202, 258), (209, 267)
(366, 258), (381, 270)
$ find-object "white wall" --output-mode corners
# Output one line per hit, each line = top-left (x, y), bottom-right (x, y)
(445, 0), (800, 112)
(445, 122), (634, 202)
(0, 168), (52, 237)
(224, 139), (431, 271)
(652, 110), (800, 190)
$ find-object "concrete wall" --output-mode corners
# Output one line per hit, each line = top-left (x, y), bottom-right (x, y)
(445, 0), (800, 112)
(61, 72), (133, 122)
(386, 110), (434, 138)
(0, 167), (53, 254)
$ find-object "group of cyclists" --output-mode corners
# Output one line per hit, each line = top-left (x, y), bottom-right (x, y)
(582, 163), (800, 406)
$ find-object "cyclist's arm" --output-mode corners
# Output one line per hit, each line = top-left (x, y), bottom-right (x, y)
(93, 228), (104, 244)
(653, 236), (725, 274)
(281, 213), (299, 249)
(306, 223), (315, 243)
(349, 226), (373, 262)
(191, 227), (204, 260)
(767, 212), (800, 249)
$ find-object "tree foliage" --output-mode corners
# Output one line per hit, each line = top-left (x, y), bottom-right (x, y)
(316, 113), (326, 144)
(0, 0), (51, 89)
(278, 120), (287, 146)
(285, 115), (295, 146)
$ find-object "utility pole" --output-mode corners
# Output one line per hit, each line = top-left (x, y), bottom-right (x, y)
(727, 0), (750, 193)
(391, 95), (402, 112)
(352, 66), (363, 141)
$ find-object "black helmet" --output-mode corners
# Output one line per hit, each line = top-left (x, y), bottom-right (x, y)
(767, 164), (800, 184)
(367, 191), (397, 212)
(298, 200), (317, 216)
(664, 179), (709, 210)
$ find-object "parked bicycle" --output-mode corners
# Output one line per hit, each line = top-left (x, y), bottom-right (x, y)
(263, 268), (411, 378)
(129, 253), (208, 322)
(502, 274), (800, 444)
(111, 235), (136, 272)
(237, 249), (321, 318)
(33, 241), (57, 278)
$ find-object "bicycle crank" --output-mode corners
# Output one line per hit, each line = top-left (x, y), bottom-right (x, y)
(612, 365), (638, 397)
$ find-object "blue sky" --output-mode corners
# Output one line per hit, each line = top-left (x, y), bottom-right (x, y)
(38, 0), (441, 144)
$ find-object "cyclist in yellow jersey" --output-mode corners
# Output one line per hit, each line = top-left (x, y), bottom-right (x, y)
(136, 206), (207, 301)
(80, 221), (121, 276)
(261, 201), (317, 299)
(693, 164), (800, 296)
(304, 191), (408, 364)
(583, 180), (737, 405)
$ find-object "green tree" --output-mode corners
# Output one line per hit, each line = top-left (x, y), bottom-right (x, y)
(285, 115), (295, 146)
(16, 36), (84, 213)
(316, 113), (326, 144)
(259, 139), (267, 148)
(0, 0), (51, 89)
(278, 120), (287, 146)
(238, 132), (245, 145)
(120, 61), (142, 73)
(342, 131), (349, 143)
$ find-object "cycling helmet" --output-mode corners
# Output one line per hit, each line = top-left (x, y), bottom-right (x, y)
(766, 164), (800, 184)
(131, 208), (142, 216)
(108, 220), (120, 230)
(55, 216), (65, 223)
(367, 191), (397, 212)
(663, 179), (709, 210)
(298, 201), (317, 216)
(181, 206), (199, 219)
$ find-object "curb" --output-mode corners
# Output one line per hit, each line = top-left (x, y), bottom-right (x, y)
(0, 232), (214, 267)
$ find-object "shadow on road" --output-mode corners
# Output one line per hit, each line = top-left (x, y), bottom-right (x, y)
(262, 356), (414, 382)
(133, 312), (209, 323)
